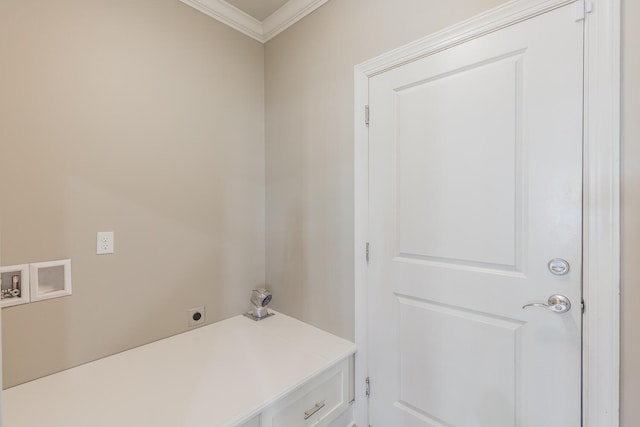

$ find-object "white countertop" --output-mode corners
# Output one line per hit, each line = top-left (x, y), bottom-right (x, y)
(3, 312), (356, 427)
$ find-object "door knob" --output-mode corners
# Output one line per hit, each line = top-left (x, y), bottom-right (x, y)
(522, 294), (571, 313)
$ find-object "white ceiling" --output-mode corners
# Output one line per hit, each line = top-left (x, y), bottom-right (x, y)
(225, 0), (290, 21)
(179, 0), (329, 43)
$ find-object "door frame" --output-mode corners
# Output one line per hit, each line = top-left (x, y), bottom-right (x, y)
(353, 0), (621, 426)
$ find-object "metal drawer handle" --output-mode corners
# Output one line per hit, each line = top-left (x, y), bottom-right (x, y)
(303, 401), (326, 420)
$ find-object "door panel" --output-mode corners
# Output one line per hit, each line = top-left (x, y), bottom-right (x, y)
(398, 297), (522, 427)
(397, 53), (521, 268)
(368, 5), (583, 427)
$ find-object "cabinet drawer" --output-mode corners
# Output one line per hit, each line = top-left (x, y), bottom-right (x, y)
(237, 415), (260, 427)
(261, 359), (349, 427)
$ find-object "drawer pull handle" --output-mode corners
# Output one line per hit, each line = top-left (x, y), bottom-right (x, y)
(303, 401), (326, 420)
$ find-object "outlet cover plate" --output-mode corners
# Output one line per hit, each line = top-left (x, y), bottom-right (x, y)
(97, 231), (114, 255)
(188, 306), (206, 327)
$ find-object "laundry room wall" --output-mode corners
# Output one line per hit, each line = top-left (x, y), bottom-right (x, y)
(0, 0), (265, 388)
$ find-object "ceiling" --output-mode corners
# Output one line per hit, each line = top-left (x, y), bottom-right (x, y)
(225, 0), (290, 22)
(179, 0), (329, 43)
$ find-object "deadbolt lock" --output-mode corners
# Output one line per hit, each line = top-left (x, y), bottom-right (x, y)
(548, 258), (570, 276)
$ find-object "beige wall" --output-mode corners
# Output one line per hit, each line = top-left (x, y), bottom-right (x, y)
(265, 0), (639, 423)
(0, 0), (265, 387)
(621, 0), (639, 424)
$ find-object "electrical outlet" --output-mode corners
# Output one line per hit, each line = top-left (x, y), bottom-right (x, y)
(97, 231), (114, 255)
(188, 306), (206, 327)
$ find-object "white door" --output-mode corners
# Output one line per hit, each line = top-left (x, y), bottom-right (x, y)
(367, 5), (583, 427)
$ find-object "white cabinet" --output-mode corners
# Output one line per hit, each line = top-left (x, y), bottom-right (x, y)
(4, 313), (356, 427)
(238, 415), (261, 427)
(260, 359), (350, 427)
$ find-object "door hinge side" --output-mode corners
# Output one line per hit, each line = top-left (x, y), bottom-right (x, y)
(581, 299), (585, 314)
(574, 0), (593, 22)
(365, 376), (370, 398)
(365, 105), (370, 126)
(366, 242), (370, 263)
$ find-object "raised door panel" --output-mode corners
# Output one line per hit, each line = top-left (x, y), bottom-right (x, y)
(397, 54), (522, 269)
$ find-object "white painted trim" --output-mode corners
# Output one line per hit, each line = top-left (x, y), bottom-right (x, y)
(353, 1), (620, 426)
(355, 0), (574, 77)
(0, 228), (3, 426)
(353, 67), (369, 427)
(582, 0), (621, 424)
(262, 0), (329, 42)
(178, 0), (263, 42)
(0, 277), (2, 427)
(178, 0), (328, 43)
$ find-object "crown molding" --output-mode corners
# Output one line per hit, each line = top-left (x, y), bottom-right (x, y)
(179, 0), (328, 43)
(262, 0), (329, 41)
(179, 0), (263, 41)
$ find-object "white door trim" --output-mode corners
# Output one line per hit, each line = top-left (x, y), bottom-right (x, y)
(353, 0), (620, 426)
